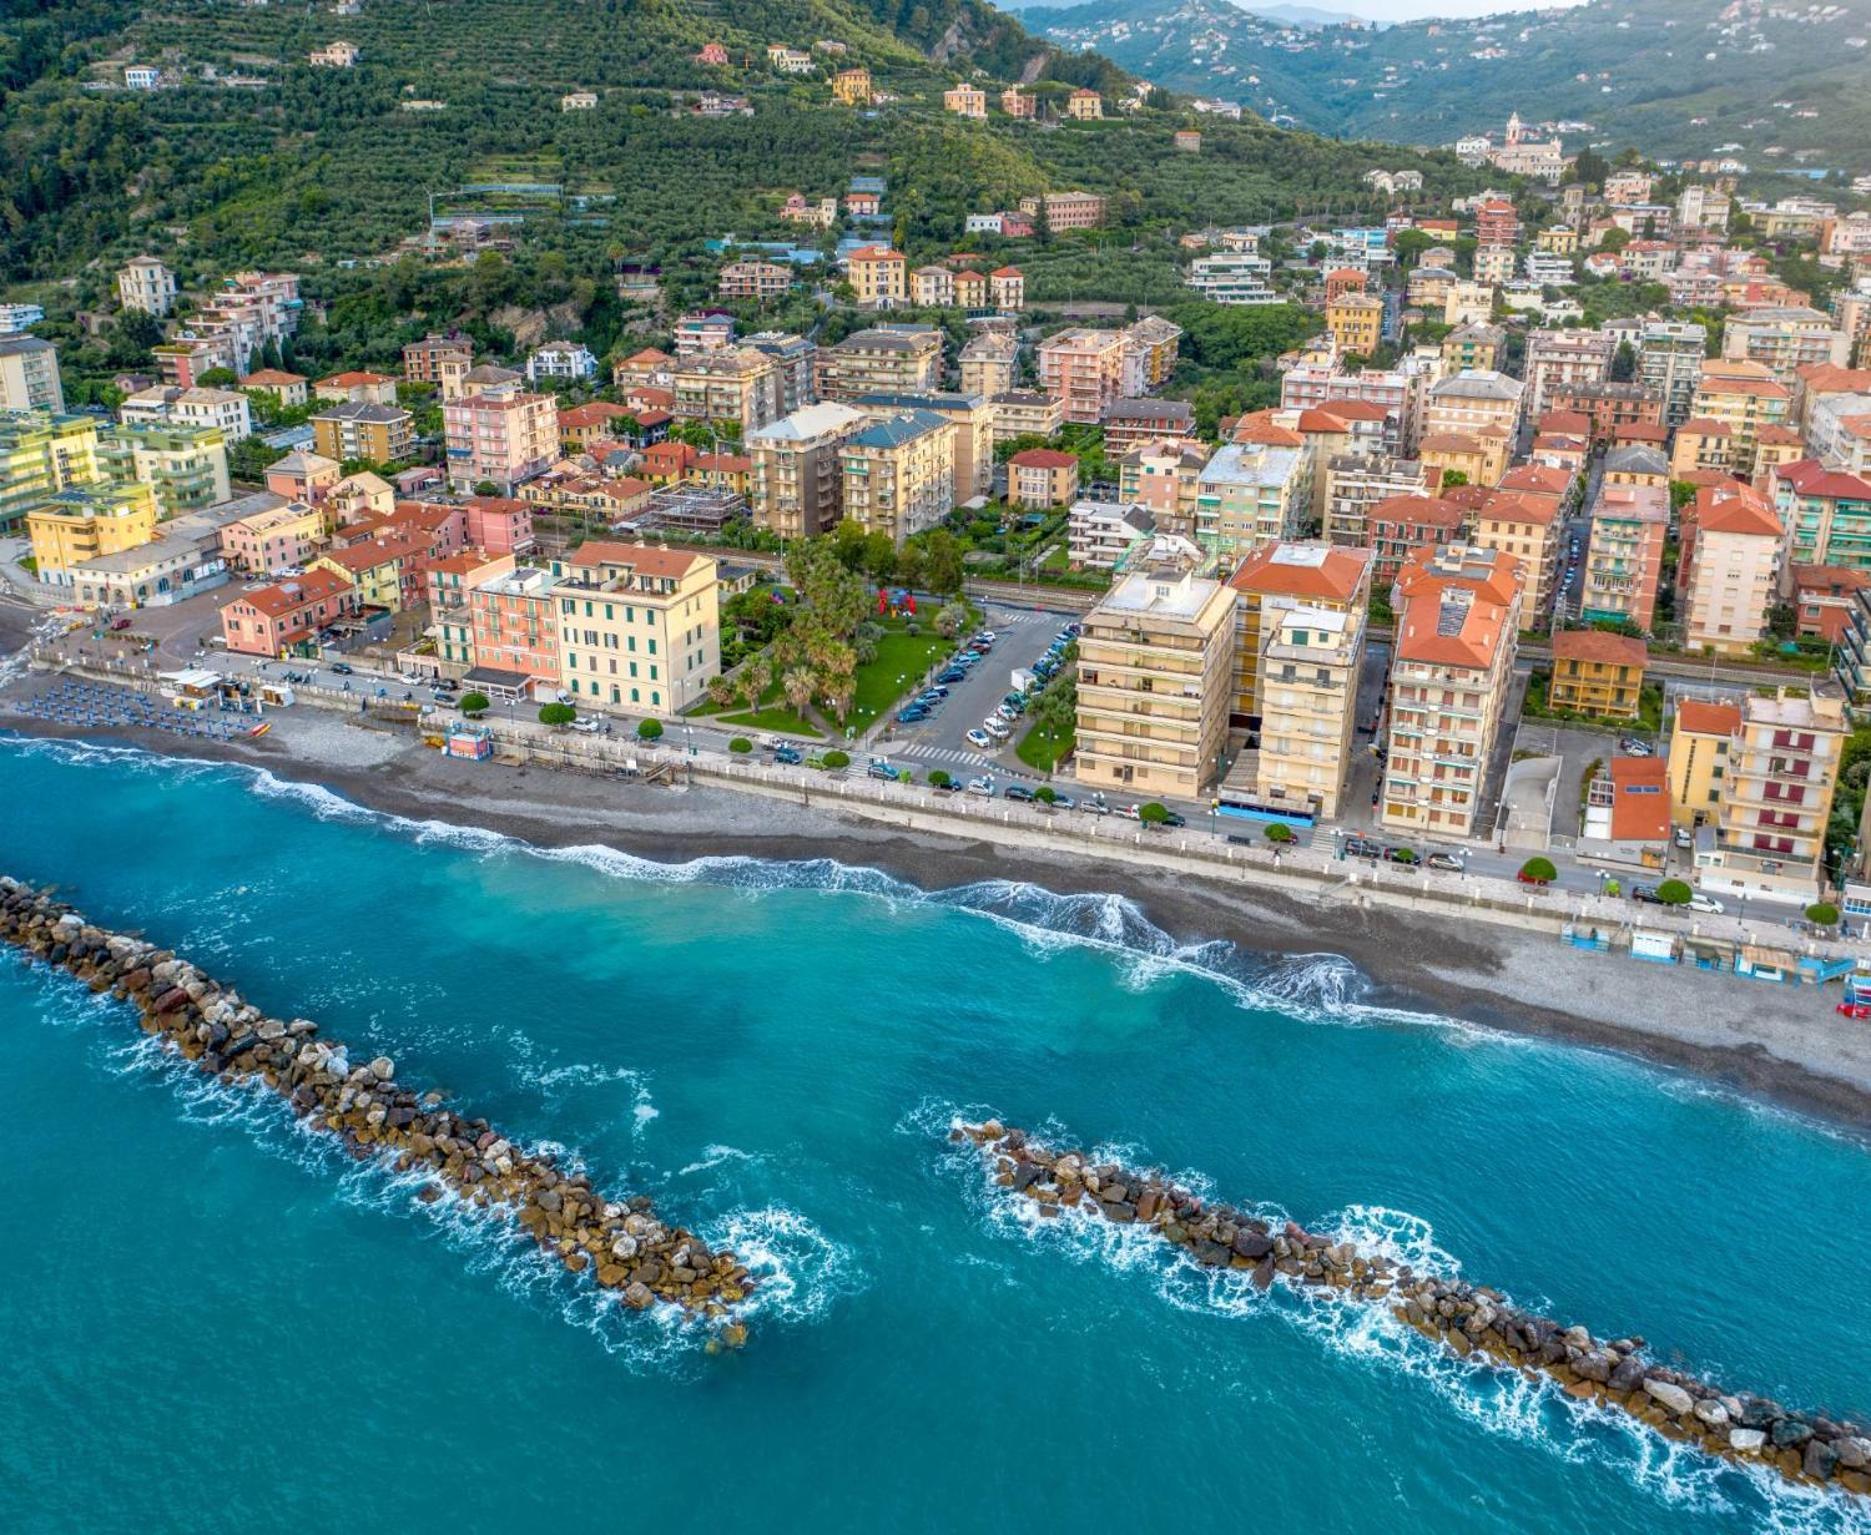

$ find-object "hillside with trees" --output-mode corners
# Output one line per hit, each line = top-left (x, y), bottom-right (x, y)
(1023, 0), (1871, 184)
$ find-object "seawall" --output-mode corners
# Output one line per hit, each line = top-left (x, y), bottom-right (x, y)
(0, 875), (754, 1344)
(955, 1119), (1871, 1498)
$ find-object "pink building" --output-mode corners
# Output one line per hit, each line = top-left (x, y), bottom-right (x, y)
(427, 549), (516, 615)
(466, 566), (560, 692)
(219, 500), (324, 576)
(464, 495), (537, 556)
(1036, 329), (1128, 425)
(443, 378), (559, 494)
(264, 450), (341, 509)
(219, 569), (357, 656)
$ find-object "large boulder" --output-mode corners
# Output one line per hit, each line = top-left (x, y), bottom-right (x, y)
(1643, 1379), (1694, 1416)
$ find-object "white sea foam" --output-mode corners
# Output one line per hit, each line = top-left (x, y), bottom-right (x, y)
(922, 1106), (1871, 1533)
(706, 1204), (863, 1327)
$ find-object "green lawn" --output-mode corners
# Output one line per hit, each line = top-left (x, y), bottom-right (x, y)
(847, 621), (956, 732)
(1016, 716), (1075, 772)
(719, 705), (820, 737)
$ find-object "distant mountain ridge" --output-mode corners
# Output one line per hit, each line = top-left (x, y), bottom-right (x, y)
(1026, 0), (1871, 177)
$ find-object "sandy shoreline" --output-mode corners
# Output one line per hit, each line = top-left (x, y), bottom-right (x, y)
(8, 691), (1871, 1135)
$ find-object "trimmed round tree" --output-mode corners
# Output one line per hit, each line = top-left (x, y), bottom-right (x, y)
(928, 769), (953, 788)
(636, 718), (664, 741)
(1519, 856), (1558, 883)
(459, 691), (490, 717)
(1035, 785), (1057, 804)
(1807, 902), (1841, 927)
(538, 702), (575, 727)
(823, 749), (851, 769)
(1138, 801), (1171, 824)
(1656, 879), (1693, 906)
(1265, 823), (1295, 844)
(729, 736), (753, 754)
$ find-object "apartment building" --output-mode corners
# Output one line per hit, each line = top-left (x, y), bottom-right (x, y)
(744, 331), (818, 415)
(550, 542), (720, 717)
(1194, 442), (1310, 562)
(442, 378), (559, 494)
(1441, 322), (1504, 373)
(1280, 365), (1415, 456)
(1422, 369), (1524, 445)
(850, 391), (993, 500)
(27, 482), (159, 585)
(1321, 454), (1431, 549)
(239, 369), (308, 408)
(1020, 191), (1106, 229)
(1679, 481), (1784, 655)
(1721, 306), (1849, 386)
(1037, 329), (1128, 425)
(218, 569), (358, 657)
(1225, 541), (1372, 729)
(1549, 629), (1647, 720)
(846, 246), (908, 308)
(220, 498), (325, 576)
(1380, 543), (1524, 840)
(1638, 321), (1712, 424)
(1546, 382), (1665, 449)
(1770, 460), (1871, 572)
(1521, 329), (1614, 420)
(816, 327), (943, 400)
(1243, 606), (1363, 821)
(1102, 399), (1195, 455)
(466, 566), (561, 696)
(1074, 563), (1237, 799)
(1325, 295), (1385, 356)
(1470, 489), (1560, 621)
(1581, 481), (1670, 632)
(1186, 252), (1279, 306)
(990, 391), (1065, 444)
(747, 400), (869, 540)
(1008, 448), (1079, 510)
(1366, 493), (1467, 587)
(1119, 439), (1210, 538)
(959, 331), (1018, 400)
(0, 409), (102, 534)
(672, 313), (735, 357)
(1123, 316), (1184, 396)
(1068, 501), (1155, 570)
(96, 422), (230, 516)
(840, 410), (957, 547)
(310, 402), (414, 465)
(944, 84), (986, 119)
(116, 257), (177, 317)
(402, 332), (474, 400)
(1667, 697), (1742, 829)
(0, 337), (65, 413)
(1689, 359), (1792, 473)
(1696, 687), (1847, 905)
(120, 385), (252, 443)
(1418, 429), (1510, 490)
(671, 348), (780, 435)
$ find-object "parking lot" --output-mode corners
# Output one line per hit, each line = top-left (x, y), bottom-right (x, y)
(875, 603), (1081, 785)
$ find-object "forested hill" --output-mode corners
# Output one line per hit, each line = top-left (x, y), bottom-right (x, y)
(0, 0), (1481, 301)
(1022, 0), (1871, 179)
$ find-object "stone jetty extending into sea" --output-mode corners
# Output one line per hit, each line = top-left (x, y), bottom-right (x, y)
(955, 1118), (1871, 1499)
(0, 875), (753, 1345)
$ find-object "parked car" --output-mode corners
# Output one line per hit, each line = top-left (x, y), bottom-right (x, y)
(1517, 869), (1552, 887)
(329, 661), (354, 676)
(1673, 826), (1695, 849)
(1383, 846), (1418, 864)
(430, 690), (456, 706)
(1631, 884), (1664, 905)
(1048, 793), (1075, 811)
(773, 745), (803, 765)
(965, 728), (994, 750)
(570, 716), (603, 734)
(996, 703), (1021, 722)
(965, 775), (995, 797)
(1078, 795), (1111, 816)
(433, 677), (459, 692)
(866, 759), (899, 781)
(1620, 737), (1653, 757)
(982, 718), (1010, 741)
(896, 706), (929, 725)
(922, 686), (950, 701)
(1117, 804), (1142, 821)
(1343, 835), (1383, 859)
(937, 668), (968, 686)
(1688, 894), (1725, 914)
(1004, 784), (1036, 802)
(1425, 853), (1463, 873)
(1155, 810), (1187, 830)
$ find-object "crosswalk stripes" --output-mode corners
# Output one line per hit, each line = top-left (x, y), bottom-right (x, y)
(896, 741), (993, 767)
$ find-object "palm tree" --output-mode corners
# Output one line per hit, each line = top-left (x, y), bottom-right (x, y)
(782, 666), (815, 720)
(705, 674), (735, 712)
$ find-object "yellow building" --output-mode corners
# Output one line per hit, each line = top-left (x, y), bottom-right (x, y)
(671, 348), (780, 434)
(1325, 294), (1384, 356)
(1224, 541), (1373, 727)
(1418, 431), (1506, 491)
(1075, 561), (1237, 800)
(1688, 358), (1792, 473)
(1666, 698), (1740, 828)
(840, 409), (957, 547)
(1247, 605), (1364, 820)
(1537, 224), (1580, 254)
(1066, 89), (1104, 120)
(1470, 490), (1561, 618)
(1548, 629), (1647, 720)
(312, 535), (427, 613)
(551, 541), (721, 717)
(846, 246), (908, 308)
(1441, 323), (1504, 374)
(27, 481), (158, 584)
(0, 409), (103, 535)
(832, 68), (872, 105)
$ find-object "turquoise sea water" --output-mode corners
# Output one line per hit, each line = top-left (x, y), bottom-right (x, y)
(2, 734), (1870, 1534)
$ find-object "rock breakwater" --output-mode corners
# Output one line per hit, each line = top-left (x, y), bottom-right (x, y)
(0, 876), (753, 1344)
(955, 1118), (1871, 1499)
